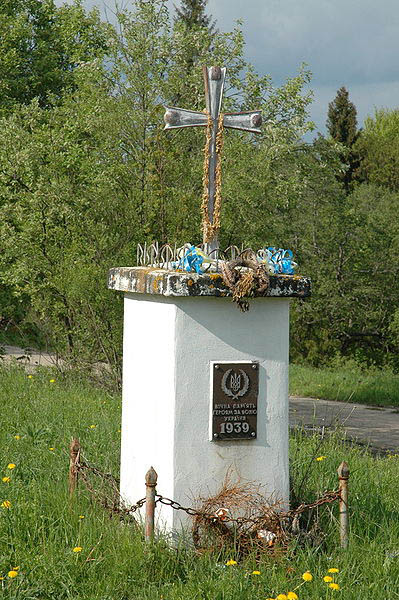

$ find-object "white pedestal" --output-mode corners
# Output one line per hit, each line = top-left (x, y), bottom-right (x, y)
(120, 292), (290, 534)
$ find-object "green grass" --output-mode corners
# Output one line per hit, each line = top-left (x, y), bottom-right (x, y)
(290, 362), (399, 407)
(1, 365), (399, 599)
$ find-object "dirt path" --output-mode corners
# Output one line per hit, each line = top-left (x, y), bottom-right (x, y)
(1, 344), (62, 370)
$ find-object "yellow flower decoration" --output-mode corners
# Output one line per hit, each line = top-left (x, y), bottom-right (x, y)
(328, 568), (339, 573)
(324, 576), (333, 582)
(302, 571), (313, 581)
(1, 500), (11, 509)
(225, 559), (237, 566)
(14, 435), (21, 440)
(316, 456), (326, 461)
(252, 570), (261, 575)
(287, 593), (298, 600)
(72, 546), (82, 553)
(329, 583), (340, 591)
(7, 464), (16, 470)
(7, 571), (18, 578)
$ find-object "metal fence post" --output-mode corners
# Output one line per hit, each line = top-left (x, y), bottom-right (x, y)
(69, 438), (80, 499)
(337, 461), (349, 549)
(145, 467), (158, 542)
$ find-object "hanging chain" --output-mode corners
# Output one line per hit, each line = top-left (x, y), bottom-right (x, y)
(155, 490), (341, 525)
(75, 457), (341, 525)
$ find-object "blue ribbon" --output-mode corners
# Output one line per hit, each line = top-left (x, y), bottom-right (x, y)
(173, 246), (204, 274)
(262, 247), (296, 275)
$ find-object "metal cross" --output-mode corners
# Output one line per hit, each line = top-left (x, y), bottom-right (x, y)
(163, 66), (262, 255)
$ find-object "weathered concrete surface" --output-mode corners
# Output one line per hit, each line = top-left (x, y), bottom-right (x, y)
(108, 266), (311, 298)
(289, 396), (399, 453)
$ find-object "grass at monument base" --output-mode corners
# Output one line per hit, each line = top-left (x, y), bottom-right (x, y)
(0, 366), (398, 600)
(290, 361), (399, 407)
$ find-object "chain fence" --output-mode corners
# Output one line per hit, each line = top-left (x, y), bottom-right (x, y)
(72, 449), (342, 553)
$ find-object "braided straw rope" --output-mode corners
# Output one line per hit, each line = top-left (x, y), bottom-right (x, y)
(201, 112), (224, 243)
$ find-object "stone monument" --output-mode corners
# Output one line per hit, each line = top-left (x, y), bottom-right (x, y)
(108, 65), (311, 534)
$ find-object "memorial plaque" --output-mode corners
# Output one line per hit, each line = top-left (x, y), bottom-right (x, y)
(211, 362), (259, 441)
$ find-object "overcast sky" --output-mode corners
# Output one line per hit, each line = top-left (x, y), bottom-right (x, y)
(59, 0), (399, 136)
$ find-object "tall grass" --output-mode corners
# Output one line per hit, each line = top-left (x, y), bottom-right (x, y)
(0, 366), (398, 599)
(290, 361), (399, 407)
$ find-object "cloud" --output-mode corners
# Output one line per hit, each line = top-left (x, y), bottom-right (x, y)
(55, 0), (399, 133)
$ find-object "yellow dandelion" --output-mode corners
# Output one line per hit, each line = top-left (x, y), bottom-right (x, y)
(0, 576), (4, 580)
(252, 570), (261, 575)
(316, 456), (326, 461)
(7, 464), (16, 470)
(49, 447), (54, 451)
(14, 435), (21, 440)
(225, 559), (237, 566)
(79, 515), (85, 519)
(27, 375), (33, 379)
(324, 576), (333, 582)
(13, 567), (20, 570)
(1, 500), (11, 509)
(328, 568), (339, 573)
(329, 583), (340, 591)
(276, 595), (288, 600)
(302, 571), (313, 582)
(72, 546), (82, 553)
(287, 593), (298, 600)
(2, 477), (10, 483)
(7, 571), (18, 578)
(90, 425), (96, 429)
(49, 379), (56, 383)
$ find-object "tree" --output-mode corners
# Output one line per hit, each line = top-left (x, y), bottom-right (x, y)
(327, 86), (358, 146)
(174, 0), (214, 29)
(354, 108), (399, 191)
(0, 0), (318, 382)
(0, 0), (110, 115)
(326, 86), (360, 191)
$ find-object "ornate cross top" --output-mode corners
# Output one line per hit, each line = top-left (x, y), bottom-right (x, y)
(164, 66), (262, 254)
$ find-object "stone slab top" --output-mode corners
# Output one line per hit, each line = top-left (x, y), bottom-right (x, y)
(108, 267), (311, 299)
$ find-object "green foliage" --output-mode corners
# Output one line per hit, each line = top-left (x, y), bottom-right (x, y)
(0, 365), (398, 599)
(175, 0), (214, 29)
(2, 0), (399, 376)
(355, 108), (399, 191)
(0, 0), (110, 116)
(0, 0), (317, 378)
(291, 178), (399, 366)
(327, 86), (358, 147)
(326, 86), (360, 191)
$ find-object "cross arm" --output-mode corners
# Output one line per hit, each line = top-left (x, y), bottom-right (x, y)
(223, 110), (262, 134)
(163, 106), (208, 130)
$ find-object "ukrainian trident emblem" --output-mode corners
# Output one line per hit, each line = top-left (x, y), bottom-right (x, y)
(221, 369), (250, 400)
